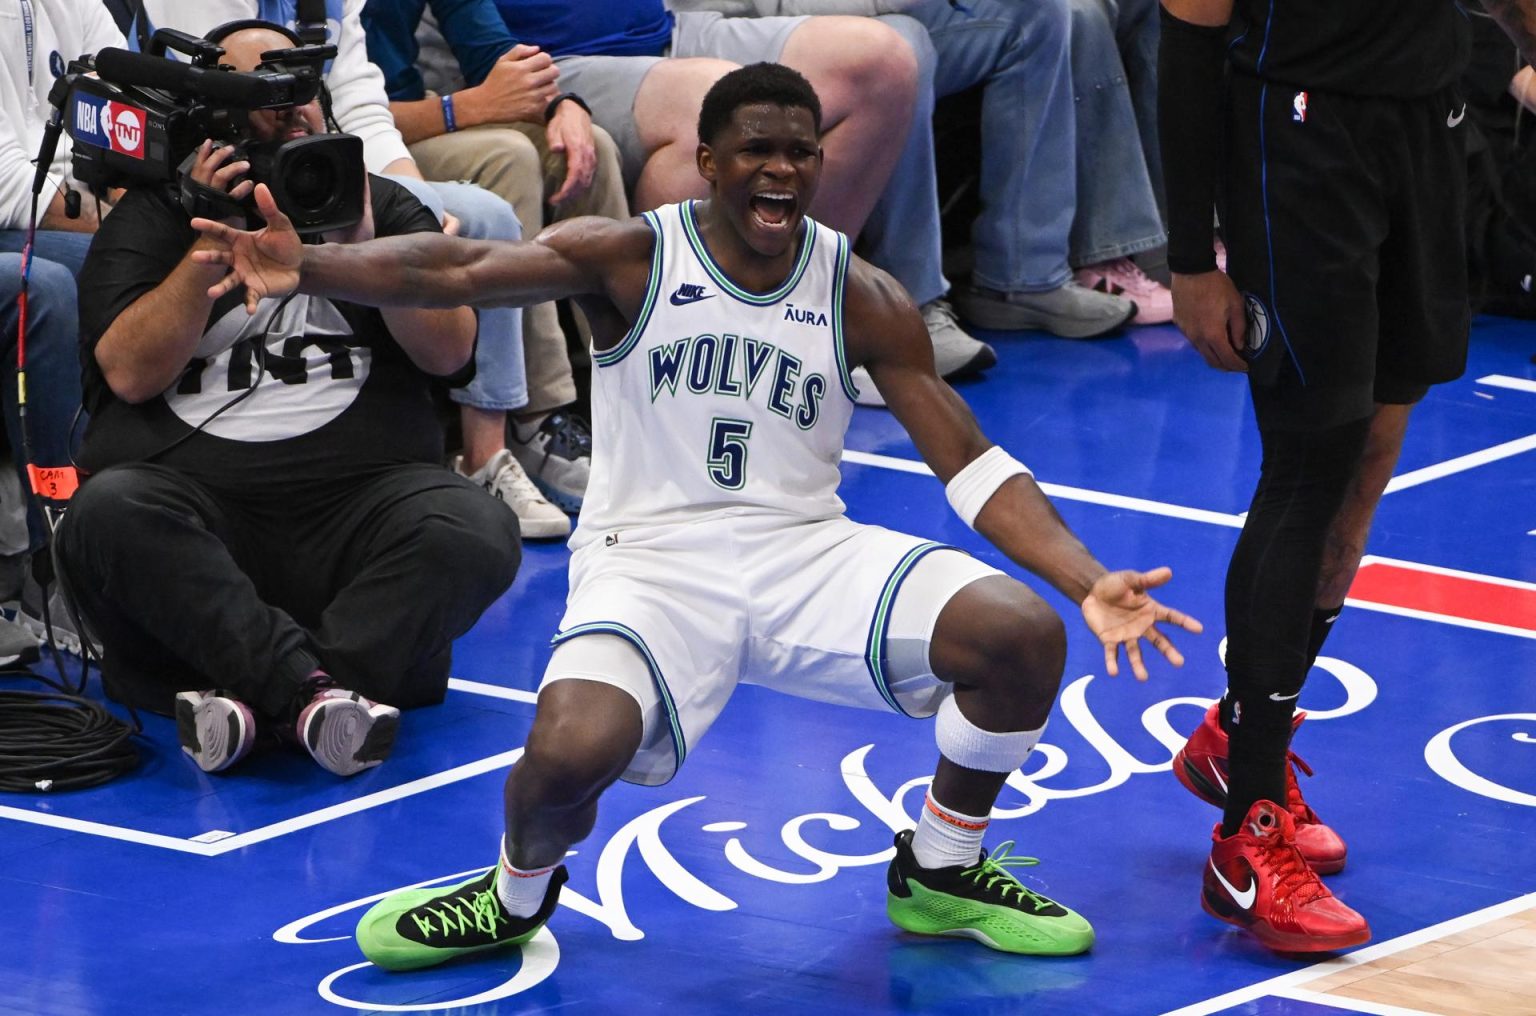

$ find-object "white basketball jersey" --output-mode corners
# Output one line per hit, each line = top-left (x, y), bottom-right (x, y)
(572, 201), (859, 547)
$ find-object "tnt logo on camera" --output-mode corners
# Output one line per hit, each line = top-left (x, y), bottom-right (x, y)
(71, 93), (146, 159)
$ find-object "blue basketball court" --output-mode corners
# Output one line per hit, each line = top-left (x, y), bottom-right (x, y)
(3, 315), (1533, 1016)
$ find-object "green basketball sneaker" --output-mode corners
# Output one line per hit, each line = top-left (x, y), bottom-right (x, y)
(886, 830), (1094, 956)
(356, 864), (568, 971)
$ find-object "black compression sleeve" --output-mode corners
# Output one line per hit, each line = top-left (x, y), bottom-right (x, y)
(1158, 6), (1229, 275)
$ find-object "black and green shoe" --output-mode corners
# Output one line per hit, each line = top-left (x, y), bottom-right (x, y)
(886, 830), (1094, 956)
(356, 864), (568, 971)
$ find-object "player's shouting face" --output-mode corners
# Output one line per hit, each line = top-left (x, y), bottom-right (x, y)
(698, 103), (823, 258)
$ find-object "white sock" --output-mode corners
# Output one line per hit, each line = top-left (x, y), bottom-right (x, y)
(911, 792), (989, 870)
(494, 838), (554, 919)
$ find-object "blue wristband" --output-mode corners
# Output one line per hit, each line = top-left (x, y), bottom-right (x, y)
(440, 93), (458, 133)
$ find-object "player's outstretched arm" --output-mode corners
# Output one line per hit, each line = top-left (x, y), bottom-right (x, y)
(191, 183), (632, 316)
(845, 259), (1202, 680)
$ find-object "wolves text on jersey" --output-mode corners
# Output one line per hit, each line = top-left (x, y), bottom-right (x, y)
(648, 333), (827, 430)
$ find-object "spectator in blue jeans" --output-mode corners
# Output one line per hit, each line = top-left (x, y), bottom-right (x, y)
(1065, 0), (1171, 326)
(0, 0), (126, 652)
(673, 0), (1158, 342)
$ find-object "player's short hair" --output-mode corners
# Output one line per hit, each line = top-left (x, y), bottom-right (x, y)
(697, 63), (823, 147)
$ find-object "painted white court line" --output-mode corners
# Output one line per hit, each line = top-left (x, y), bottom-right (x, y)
(0, 683), (532, 856)
(1159, 888), (1536, 1016)
(446, 677), (539, 704)
(840, 449), (1246, 528)
(1383, 432), (1536, 493)
(1476, 373), (1536, 395)
(1344, 599), (1536, 641)
(1274, 989), (1444, 1016)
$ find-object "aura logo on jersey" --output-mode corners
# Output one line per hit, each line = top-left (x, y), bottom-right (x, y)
(648, 333), (826, 428)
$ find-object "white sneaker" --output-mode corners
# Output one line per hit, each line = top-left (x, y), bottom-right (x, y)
(922, 299), (997, 379)
(295, 687), (400, 777)
(454, 449), (571, 541)
(851, 300), (998, 408)
(175, 690), (258, 773)
(509, 409), (591, 513)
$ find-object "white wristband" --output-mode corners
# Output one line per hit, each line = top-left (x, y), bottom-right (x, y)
(944, 445), (1031, 529)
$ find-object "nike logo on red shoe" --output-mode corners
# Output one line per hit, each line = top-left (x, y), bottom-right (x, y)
(1209, 859), (1256, 910)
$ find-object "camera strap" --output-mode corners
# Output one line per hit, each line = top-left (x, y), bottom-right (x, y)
(20, 0), (34, 80)
(177, 166), (246, 226)
(295, 0), (329, 45)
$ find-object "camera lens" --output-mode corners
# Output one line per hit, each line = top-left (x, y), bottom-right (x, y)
(285, 149), (338, 214)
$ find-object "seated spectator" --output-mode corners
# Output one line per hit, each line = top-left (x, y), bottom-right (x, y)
(1462, 0), (1536, 317)
(1065, 0), (1172, 325)
(412, 0), (998, 402)
(0, 254), (75, 664)
(57, 24), (521, 777)
(670, 0), (1151, 344)
(0, 0), (124, 650)
(360, 0), (629, 511)
(130, 0), (574, 538)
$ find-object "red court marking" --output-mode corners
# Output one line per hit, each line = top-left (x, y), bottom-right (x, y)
(1349, 561), (1536, 633)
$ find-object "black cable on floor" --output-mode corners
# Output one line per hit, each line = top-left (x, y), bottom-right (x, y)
(0, 672), (140, 792)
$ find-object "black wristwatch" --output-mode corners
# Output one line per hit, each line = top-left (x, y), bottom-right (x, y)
(543, 92), (592, 123)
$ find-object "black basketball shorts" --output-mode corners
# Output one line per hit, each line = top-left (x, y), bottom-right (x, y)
(1221, 73), (1471, 431)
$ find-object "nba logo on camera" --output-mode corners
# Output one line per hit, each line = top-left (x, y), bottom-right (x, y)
(1292, 91), (1308, 123)
(70, 93), (145, 159)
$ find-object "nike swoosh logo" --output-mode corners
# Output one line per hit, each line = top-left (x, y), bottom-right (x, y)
(1207, 761), (1228, 795)
(1448, 104), (1466, 128)
(669, 292), (716, 306)
(1269, 691), (1301, 702)
(1209, 858), (1256, 910)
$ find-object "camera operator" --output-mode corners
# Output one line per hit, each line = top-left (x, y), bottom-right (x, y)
(0, 0), (126, 652)
(127, 0), (575, 540)
(55, 22), (521, 777)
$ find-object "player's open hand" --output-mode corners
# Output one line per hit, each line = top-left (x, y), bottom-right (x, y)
(1080, 567), (1203, 681)
(190, 183), (302, 315)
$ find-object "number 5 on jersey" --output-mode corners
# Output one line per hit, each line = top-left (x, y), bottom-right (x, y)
(708, 418), (754, 490)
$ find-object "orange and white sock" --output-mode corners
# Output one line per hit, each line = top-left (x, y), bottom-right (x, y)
(911, 793), (992, 870)
(494, 838), (554, 919)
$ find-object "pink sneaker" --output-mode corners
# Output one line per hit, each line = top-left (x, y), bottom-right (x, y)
(1075, 258), (1174, 325)
(296, 687), (400, 776)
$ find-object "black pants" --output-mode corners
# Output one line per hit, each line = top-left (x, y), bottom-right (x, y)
(54, 462), (522, 718)
(1222, 74), (1470, 431)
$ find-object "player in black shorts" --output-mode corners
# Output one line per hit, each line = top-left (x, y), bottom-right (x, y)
(1159, 0), (1536, 952)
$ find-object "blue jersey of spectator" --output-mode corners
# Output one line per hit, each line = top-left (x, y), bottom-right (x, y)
(491, 0), (673, 60)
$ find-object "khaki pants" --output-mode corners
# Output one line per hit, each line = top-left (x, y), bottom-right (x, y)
(411, 121), (629, 415)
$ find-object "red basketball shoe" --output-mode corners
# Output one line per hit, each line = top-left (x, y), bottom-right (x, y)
(1203, 800), (1370, 952)
(1174, 703), (1347, 873)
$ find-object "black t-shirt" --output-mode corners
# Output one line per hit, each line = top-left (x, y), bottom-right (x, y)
(76, 176), (465, 500)
(1228, 0), (1472, 97)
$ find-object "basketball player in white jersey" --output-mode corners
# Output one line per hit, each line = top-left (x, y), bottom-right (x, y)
(192, 63), (1201, 968)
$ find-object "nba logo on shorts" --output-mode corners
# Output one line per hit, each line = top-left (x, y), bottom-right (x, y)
(1292, 91), (1308, 123)
(1243, 294), (1270, 356)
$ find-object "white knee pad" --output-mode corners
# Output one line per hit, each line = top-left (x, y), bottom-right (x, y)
(934, 693), (1044, 773)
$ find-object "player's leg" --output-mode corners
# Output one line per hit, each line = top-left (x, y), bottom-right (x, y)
(1314, 402), (1411, 615)
(1179, 75), (1386, 951)
(355, 635), (648, 971)
(878, 555), (1095, 956)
